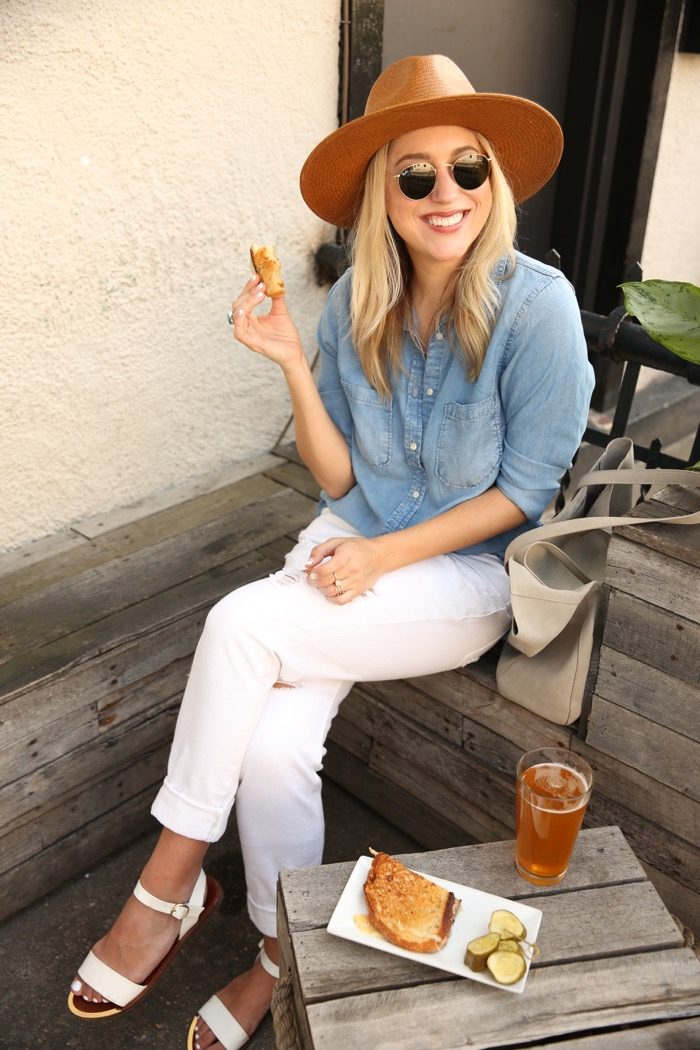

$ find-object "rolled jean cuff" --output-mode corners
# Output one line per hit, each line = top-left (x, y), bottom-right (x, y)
(247, 893), (277, 939)
(151, 779), (230, 842)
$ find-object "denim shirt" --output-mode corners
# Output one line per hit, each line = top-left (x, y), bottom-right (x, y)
(316, 252), (595, 559)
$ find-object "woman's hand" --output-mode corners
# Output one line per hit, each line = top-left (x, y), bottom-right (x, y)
(305, 536), (386, 604)
(231, 276), (305, 372)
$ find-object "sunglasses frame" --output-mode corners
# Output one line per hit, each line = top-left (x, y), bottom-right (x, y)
(391, 152), (492, 201)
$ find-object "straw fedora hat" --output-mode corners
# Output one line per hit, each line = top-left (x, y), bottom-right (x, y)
(300, 54), (563, 228)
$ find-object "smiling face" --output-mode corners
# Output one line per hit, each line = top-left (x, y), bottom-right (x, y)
(385, 125), (493, 278)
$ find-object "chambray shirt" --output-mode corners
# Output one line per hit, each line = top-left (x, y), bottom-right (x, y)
(316, 252), (595, 559)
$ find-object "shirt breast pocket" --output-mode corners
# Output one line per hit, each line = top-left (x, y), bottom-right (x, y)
(436, 394), (501, 488)
(341, 380), (393, 467)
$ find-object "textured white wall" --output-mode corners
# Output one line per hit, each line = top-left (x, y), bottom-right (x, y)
(1, 0), (338, 550)
(642, 52), (700, 283)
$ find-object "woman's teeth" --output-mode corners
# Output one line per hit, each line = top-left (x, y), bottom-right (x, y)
(426, 212), (464, 227)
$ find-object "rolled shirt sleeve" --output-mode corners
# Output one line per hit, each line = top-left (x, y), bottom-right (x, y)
(496, 274), (595, 521)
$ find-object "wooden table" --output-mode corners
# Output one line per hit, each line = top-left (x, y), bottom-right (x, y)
(274, 826), (700, 1049)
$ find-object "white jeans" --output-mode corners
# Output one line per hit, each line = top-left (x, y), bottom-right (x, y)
(151, 511), (511, 935)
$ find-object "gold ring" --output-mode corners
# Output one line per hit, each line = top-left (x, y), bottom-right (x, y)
(333, 573), (344, 596)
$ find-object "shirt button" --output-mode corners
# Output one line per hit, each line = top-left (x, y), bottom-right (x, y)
(409, 441), (417, 451)
(435, 331), (444, 341)
(426, 387), (434, 396)
(412, 490), (420, 499)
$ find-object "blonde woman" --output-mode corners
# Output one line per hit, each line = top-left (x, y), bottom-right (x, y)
(69, 55), (594, 1050)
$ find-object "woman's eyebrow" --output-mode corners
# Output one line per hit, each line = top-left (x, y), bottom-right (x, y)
(393, 145), (480, 167)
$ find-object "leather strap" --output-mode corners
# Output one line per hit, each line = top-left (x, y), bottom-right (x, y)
(506, 469), (700, 564)
(132, 868), (207, 940)
(257, 938), (281, 979)
(77, 950), (145, 1008)
(198, 994), (249, 1050)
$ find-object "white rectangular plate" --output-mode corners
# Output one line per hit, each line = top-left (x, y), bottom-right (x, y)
(327, 855), (542, 994)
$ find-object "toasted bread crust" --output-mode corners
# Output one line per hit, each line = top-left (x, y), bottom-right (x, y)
(363, 852), (460, 953)
(250, 243), (285, 297)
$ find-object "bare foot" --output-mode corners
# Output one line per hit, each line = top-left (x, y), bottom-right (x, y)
(193, 948), (277, 1049)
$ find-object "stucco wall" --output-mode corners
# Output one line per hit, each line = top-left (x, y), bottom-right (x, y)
(642, 52), (700, 283)
(1, 0), (338, 551)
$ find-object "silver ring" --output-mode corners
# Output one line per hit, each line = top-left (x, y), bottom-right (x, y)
(227, 310), (235, 325)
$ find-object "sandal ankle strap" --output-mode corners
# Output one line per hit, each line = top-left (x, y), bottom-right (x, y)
(257, 938), (280, 979)
(133, 869), (207, 935)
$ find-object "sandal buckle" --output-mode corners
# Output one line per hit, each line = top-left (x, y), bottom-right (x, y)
(170, 903), (190, 921)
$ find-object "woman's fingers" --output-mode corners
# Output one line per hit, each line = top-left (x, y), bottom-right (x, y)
(231, 277), (266, 324)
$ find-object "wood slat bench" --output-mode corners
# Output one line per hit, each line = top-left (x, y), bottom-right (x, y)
(1, 448), (698, 942)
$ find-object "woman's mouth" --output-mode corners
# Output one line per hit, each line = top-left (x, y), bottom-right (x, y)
(425, 211), (465, 228)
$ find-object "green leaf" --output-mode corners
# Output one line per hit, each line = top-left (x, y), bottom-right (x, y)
(618, 280), (700, 365)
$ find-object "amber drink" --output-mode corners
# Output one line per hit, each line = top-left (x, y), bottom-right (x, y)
(515, 748), (592, 886)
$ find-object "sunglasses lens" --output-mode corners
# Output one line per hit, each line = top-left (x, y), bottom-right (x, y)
(453, 153), (490, 190)
(398, 162), (436, 200)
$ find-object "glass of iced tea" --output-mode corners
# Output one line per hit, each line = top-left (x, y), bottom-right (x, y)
(515, 747), (593, 886)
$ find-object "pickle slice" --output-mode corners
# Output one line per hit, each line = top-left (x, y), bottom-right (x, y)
(497, 938), (523, 955)
(486, 949), (527, 985)
(489, 909), (527, 941)
(465, 932), (500, 971)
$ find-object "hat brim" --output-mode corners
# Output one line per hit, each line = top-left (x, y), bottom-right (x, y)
(300, 93), (563, 228)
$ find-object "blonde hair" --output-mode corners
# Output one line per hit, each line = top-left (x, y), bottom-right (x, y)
(350, 134), (517, 397)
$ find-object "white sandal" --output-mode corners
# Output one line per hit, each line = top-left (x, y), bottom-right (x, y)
(68, 869), (223, 1019)
(186, 940), (280, 1050)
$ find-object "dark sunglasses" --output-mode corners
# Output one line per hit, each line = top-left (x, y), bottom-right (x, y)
(391, 152), (491, 200)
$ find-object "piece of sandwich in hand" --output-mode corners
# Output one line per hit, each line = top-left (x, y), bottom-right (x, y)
(364, 851), (461, 953)
(250, 244), (285, 297)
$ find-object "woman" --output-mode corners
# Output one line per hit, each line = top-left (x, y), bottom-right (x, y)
(68, 54), (594, 1049)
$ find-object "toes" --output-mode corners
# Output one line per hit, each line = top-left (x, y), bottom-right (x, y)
(70, 978), (107, 1004)
(193, 1018), (216, 1049)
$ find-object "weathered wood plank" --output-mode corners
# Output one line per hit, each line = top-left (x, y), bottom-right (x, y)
(613, 485), (700, 566)
(585, 696), (700, 800)
(1, 741), (169, 876)
(73, 452), (283, 538)
(602, 589), (698, 681)
(0, 527), (87, 579)
(571, 736), (698, 847)
(643, 861), (700, 940)
(525, 1017), (700, 1049)
(326, 715), (373, 763)
(0, 702), (177, 834)
(305, 949), (700, 1049)
(410, 662), (574, 752)
(0, 470), (288, 610)
(263, 460), (322, 501)
(360, 679), (463, 746)
(337, 688), (515, 834)
(0, 782), (161, 922)
(0, 485), (313, 661)
(580, 784), (700, 896)
(370, 738), (514, 845)
(308, 953), (700, 1050)
(594, 646), (700, 742)
(278, 828), (646, 933)
(323, 741), (468, 854)
(0, 604), (207, 737)
(291, 882), (681, 1004)
(0, 545), (280, 698)
(605, 533), (700, 611)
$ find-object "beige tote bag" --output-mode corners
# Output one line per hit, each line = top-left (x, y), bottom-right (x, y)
(496, 438), (700, 725)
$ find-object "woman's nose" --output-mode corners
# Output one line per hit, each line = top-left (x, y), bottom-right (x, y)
(430, 164), (459, 201)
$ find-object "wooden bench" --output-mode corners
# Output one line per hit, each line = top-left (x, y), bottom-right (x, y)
(1, 449), (698, 941)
